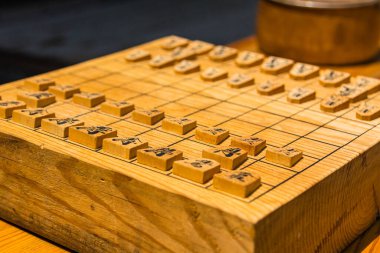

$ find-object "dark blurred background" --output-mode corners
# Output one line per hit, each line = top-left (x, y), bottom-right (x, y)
(0, 0), (258, 83)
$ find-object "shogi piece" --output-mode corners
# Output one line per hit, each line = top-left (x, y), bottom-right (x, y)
(0, 101), (26, 119)
(208, 46), (238, 62)
(73, 92), (106, 108)
(354, 76), (380, 94)
(48, 85), (80, 99)
(213, 171), (261, 198)
(289, 63), (320, 80)
(230, 136), (266, 156)
(266, 147), (303, 167)
(161, 36), (189, 50)
(132, 109), (164, 125)
(195, 127), (229, 145)
(171, 47), (196, 61)
(125, 49), (151, 62)
(235, 51), (265, 68)
(12, 109), (55, 128)
(68, 126), (117, 149)
(24, 78), (55, 91)
(137, 147), (183, 171)
(257, 80), (285, 96)
(173, 159), (220, 184)
(162, 117), (197, 135)
(149, 55), (175, 68)
(188, 40), (214, 55)
(174, 60), (200, 74)
(103, 137), (148, 159)
(201, 67), (228, 82)
(17, 92), (56, 108)
(319, 69), (351, 87)
(320, 95), (350, 113)
(228, 73), (254, 88)
(337, 84), (368, 103)
(356, 103), (380, 121)
(202, 147), (247, 170)
(100, 101), (135, 117)
(41, 118), (84, 138)
(260, 56), (294, 75)
(287, 87), (316, 104)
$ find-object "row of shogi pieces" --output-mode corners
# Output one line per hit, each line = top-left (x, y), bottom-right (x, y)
(126, 35), (380, 120)
(0, 79), (303, 199)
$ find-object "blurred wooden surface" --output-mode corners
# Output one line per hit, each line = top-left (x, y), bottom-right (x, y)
(0, 35), (379, 253)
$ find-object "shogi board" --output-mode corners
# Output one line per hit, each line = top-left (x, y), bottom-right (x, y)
(0, 36), (379, 253)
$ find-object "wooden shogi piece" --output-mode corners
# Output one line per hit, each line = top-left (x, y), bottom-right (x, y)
(174, 60), (200, 74)
(187, 40), (214, 55)
(235, 51), (265, 68)
(149, 55), (175, 68)
(17, 92), (56, 108)
(319, 69), (351, 87)
(289, 63), (320, 80)
(201, 67), (228, 82)
(173, 159), (220, 184)
(266, 147), (303, 167)
(137, 147), (183, 171)
(208, 46), (238, 62)
(320, 95), (350, 112)
(48, 85), (81, 99)
(257, 80), (285, 95)
(73, 92), (106, 108)
(161, 117), (197, 135)
(12, 109), (55, 128)
(354, 76), (380, 94)
(0, 101), (26, 119)
(336, 84), (368, 103)
(260, 56), (294, 75)
(202, 147), (247, 170)
(103, 137), (148, 159)
(213, 170), (261, 197)
(227, 73), (254, 88)
(171, 47), (196, 61)
(356, 103), (380, 121)
(100, 101), (135, 117)
(230, 136), (266, 156)
(161, 36), (189, 50)
(195, 127), (229, 145)
(287, 87), (316, 104)
(24, 78), (55, 91)
(132, 109), (165, 125)
(41, 118), (84, 138)
(68, 126), (117, 149)
(125, 49), (151, 62)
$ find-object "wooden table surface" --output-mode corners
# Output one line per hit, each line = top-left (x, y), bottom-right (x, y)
(0, 35), (379, 253)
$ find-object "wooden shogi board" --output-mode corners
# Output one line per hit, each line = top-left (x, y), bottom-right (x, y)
(0, 36), (379, 253)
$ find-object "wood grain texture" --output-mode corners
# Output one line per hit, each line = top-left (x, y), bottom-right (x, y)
(0, 36), (379, 252)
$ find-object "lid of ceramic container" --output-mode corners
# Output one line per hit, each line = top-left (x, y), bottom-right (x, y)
(268, 0), (379, 9)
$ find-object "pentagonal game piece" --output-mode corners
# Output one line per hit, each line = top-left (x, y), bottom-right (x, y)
(137, 147), (183, 171)
(41, 118), (84, 138)
(202, 147), (247, 170)
(188, 40), (214, 55)
(12, 109), (55, 128)
(320, 95), (350, 113)
(289, 63), (319, 80)
(0, 100), (26, 119)
(17, 92), (56, 108)
(287, 87), (316, 104)
(100, 101), (135, 117)
(266, 147), (303, 167)
(354, 76), (380, 94)
(261, 56), (294, 75)
(161, 36), (189, 50)
(235, 51), (264, 68)
(48, 85), (80, 99)
(171, 47), (196, 61)
(319, 69), (351, 87)
(73, 92), (106, 108)
(356, 103), (380, 121)
(125, 49), (151, 62)
(103, 137), (148, 159)
(149, 55), (175, 68)
(195, 127), (229, 145)
(174, 60), (200, 74)
(228, 73), (254, 88)
(132, 109), (164, 125)
(213, 170), (261, 197)
(230, 136), (266, 156)
(24, 77), (55, 91)
(208, 46), (238, 62)
(173, 159), (220, 184)
(162, 117), (197, 135)
(337, 84), (367, 103)
(257, 80), (285, 95)
(68, 126), (117, 149)
(201, 67), (228, 82)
